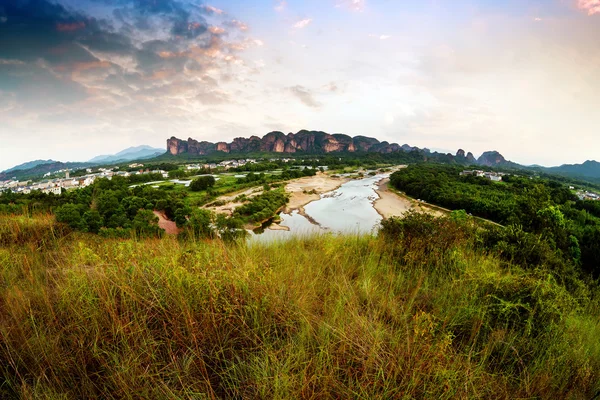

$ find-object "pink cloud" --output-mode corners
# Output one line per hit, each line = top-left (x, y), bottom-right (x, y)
(229, 19), (249, 31)
(209, 26), (226, 34)
(56, 22), (86, 32)
(577, 0), (600, 15)
(204, 5), (225, 15)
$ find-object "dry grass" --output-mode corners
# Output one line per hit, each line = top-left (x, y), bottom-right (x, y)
(0, 214), (598, 399)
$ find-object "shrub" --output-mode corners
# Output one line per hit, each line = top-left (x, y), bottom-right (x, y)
(190, 176), (216, 192)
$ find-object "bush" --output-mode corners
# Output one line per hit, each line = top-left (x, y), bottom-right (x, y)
(55, 203), (85, 229)
(132, 209), (161, 237)
(190, 176), (216, 192)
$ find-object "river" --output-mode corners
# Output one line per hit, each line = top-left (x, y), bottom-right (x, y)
(249, 174), (388, 242)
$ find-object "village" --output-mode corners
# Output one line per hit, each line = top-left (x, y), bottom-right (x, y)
(460, 169), (506, 182)
(0, 158), (264, 195)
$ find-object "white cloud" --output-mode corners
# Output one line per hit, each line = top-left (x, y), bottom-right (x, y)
(274, 0), (286, 12)
(336, 0), (366, 12)
(293, 18), (312, 29)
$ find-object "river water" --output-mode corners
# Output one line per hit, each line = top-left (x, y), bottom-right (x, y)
(249, 174), (388, 242)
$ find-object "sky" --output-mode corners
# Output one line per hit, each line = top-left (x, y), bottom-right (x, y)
(0, 0), (599, 171)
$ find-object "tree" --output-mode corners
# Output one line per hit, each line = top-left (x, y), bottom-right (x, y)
(55, 204), (84, 229)
(188, 209), (215, 238)
(168, 170), (187, 179)
(82, 210), (103, 233)
(215, 214), (246, 242)
(190, 176), (216, 192)
(132, 209), (161, 237)
(96, 191), (120, 220)
(174, 205), (192, 227)
(106, 207), (130, 229)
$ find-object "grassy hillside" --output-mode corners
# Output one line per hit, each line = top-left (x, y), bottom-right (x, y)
(0, 213), (598, 398)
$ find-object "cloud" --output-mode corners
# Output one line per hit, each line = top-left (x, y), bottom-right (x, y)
(288, 85), (321, 107)
(274, 1), (286, 12)
(209, 26), (226, 34)
(56, 22), (86, 32)
(204, 5), (225, 15)
(226, 19), (249, 31)
(577, 0), (600, 15)
(369, 34), (390, 40)
(335, 0), (366, 12)
(0, 0), (257, 124)
(293, 18), (312, 29)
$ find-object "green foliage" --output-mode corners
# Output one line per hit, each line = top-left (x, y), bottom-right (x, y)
(215, 214), (246, 241)
(390, 164), (600, 277)
(189, 175), (216, 192)
(132, 209), (161, 237)
(82, 210), (103, 233)
(55, 203), (84, 229)
(168, 169), (187, 179)
(234, 188), (289, 223)
(186, 209), (216, 239)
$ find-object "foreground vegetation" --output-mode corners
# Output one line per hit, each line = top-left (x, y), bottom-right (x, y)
(0, 213), (598, 398)
(390, 164), (600, 277)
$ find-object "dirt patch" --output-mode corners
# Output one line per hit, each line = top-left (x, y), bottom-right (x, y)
(203, 186), (265, 216)
(153, 211), (182, 235)
(205, 202), (246, 217)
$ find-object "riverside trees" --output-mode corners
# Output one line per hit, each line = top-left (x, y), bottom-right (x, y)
(390, 164), (600, 277)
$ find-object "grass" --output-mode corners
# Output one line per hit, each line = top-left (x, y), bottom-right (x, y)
(0, 214), (599, 398)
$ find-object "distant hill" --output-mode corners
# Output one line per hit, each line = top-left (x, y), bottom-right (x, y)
(2, 159), (57, 174)
(544, 160), (600, 180)
(0, 161), (93, 181)
(89, 145), (165, 164)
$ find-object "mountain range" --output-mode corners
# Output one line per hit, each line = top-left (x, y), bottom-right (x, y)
(545, 160), (600, 179)
(167, 130), (423, 156)
(167, 131), (518, 168)
(88, 145), (164, 164)
(2, 131), (599, 183)
(0, 146), (165, 181)
(3, 159), (58, 174)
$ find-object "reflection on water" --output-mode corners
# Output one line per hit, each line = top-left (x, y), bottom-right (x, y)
(248, 210), (324, 243)
(304, 174), (386, 234)
(249, 174), (388, 243)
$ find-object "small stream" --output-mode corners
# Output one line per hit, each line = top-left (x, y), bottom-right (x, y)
(249, 174), (388, 242)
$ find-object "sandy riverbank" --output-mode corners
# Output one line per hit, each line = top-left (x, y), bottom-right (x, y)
(373, 179), (415, 218)
(202, 173), (347, 230)
(373, 178), (446, 219)
(284, 173), (349, 212)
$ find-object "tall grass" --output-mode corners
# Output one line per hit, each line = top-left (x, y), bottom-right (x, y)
(0, 214), (598, 399)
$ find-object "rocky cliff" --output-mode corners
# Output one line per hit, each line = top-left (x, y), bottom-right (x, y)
(165, 131), (516, 169)
(167, 130), (413, 156)
(477, 151), (507, 167)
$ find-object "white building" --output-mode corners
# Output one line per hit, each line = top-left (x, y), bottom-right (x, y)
(43, 187), (62, 195)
